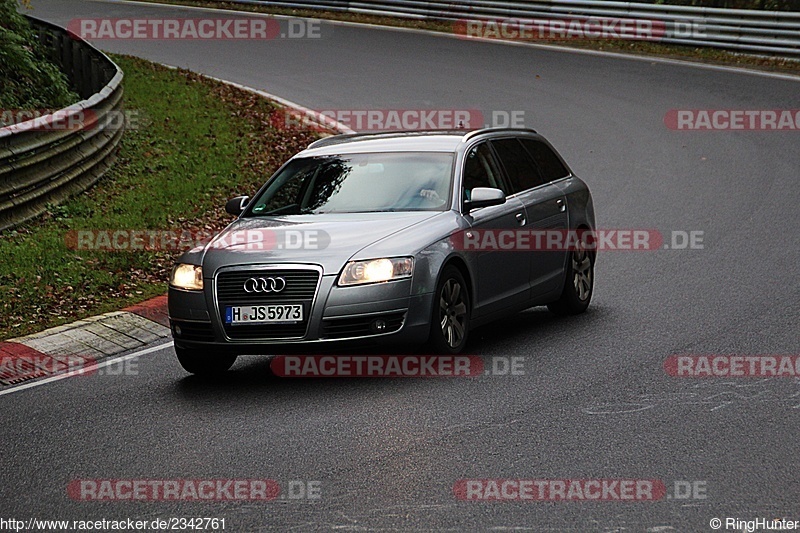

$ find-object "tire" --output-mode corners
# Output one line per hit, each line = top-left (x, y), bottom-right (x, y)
(547, 230), (594, 316)
(429, 265), (470, 354)
(175, 345), (237, 376)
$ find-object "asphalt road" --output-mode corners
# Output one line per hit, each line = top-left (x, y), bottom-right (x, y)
(4, 0), (800, 530)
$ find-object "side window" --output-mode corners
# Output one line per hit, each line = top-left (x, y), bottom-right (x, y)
(462, 143), (507, 201)
(490, 138), (545, 193)
(519, 138), (570, 182)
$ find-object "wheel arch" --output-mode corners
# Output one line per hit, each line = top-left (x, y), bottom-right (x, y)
(438, 254), (473, 310)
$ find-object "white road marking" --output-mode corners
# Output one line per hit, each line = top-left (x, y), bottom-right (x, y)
(0, 341), (174, 398)
(175, 70), (355, 134)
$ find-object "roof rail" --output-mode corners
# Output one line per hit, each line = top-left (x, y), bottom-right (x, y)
(306, 133), (363, 150)
(306, 129), (472, 150)
(461, 127), (539, 142)
(305, 127), (539, 150)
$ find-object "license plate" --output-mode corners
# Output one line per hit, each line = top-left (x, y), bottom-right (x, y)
(225, 304), (303, 325)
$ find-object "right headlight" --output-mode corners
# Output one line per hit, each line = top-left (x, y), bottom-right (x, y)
(338, 257), (413, 286)
(170, 264), (203, 291)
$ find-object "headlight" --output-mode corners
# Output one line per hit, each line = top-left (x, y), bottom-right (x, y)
(338, 257), (413, 286)
(170, 264), (203, 291)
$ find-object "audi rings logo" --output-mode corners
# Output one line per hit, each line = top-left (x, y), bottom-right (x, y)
(243, 277), (286, 293)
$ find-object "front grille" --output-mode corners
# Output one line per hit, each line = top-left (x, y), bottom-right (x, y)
(216, 268), (320, 340)
(216, 270), (319, 301)
(171, 320), (215, 342)
(322, 311), (406, 339)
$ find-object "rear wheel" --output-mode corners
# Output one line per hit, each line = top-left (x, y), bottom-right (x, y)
(429, 266), (470, 354)
(547, 231), (594, 315)
(175, 345), (237, 376)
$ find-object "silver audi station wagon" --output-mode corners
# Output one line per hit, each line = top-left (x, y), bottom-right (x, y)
(168, 128), (596, 375)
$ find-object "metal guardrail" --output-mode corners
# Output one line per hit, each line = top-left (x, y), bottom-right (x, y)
(234, 0), (800, 56)
(0, 16), (124, 231)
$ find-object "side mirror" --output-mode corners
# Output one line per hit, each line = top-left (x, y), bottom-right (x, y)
(225, 195), (250, 216)
(464, 187), (506, 212)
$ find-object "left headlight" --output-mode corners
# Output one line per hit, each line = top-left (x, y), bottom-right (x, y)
(338, 257), (413, 286)
(170, 264), (203, 291)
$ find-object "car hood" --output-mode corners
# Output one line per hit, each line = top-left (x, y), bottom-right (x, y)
(186, 212), (444, 276)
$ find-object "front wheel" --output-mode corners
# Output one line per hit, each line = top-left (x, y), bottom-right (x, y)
(428, 266), (470, 354)
(175, 345), (237, 376)
(547, 232), (594, 316)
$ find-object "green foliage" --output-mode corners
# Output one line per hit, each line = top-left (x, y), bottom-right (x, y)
(637, 0), (798, 9)
(0, 0), (78, 110)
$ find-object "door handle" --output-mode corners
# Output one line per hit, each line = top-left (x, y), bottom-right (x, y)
(516, 212), (526, 226)
(556, 199), (566, 212)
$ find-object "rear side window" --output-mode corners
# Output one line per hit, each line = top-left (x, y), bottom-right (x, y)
(520, 138), (570, 182)
(490, 138), (545, 193)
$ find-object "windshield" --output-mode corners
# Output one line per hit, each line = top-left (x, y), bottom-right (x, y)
(246, 152), (454, 215)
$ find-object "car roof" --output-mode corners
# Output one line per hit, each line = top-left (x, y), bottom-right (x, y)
(298, 128), (541, 156)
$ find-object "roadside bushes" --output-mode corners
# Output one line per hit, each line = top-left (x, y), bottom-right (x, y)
(648, 0), (799, 10)
(0, 0), (78, 111)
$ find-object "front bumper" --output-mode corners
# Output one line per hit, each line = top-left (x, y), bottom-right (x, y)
(168, 274), (434, 354)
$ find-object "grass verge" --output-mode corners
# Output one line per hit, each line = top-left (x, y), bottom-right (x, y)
(0, 54), (318, 340)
